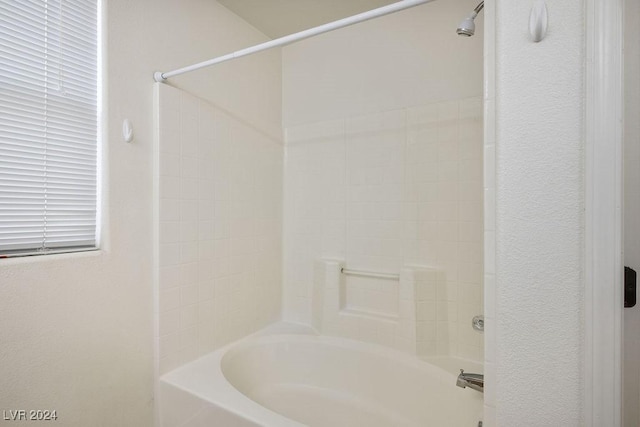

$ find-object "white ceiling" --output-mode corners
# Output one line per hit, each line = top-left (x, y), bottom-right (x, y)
(217, 0), (398, 39)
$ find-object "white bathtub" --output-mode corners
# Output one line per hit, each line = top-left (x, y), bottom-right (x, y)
(159, 323), (484, 427)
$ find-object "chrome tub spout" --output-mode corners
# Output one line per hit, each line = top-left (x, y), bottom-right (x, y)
(456, 369), (484, 393)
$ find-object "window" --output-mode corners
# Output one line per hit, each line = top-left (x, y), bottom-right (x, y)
(0, 0), (100, 256)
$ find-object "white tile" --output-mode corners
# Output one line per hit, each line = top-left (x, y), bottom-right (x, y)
(438, 160), (458, 182)
(199, 201), (214, 221)
(159, 129), (181, 155)
(158, 89), (180, 133)
(459, 157), (483, 182)
(286, 119), (344, 144)
(180, 178), (199, 200)
(180, 221), (198, 242)
(159, 266), (180, 290)
(159, 332), (180, 359)
(180, 326), (198, 350)
(437, 101), (459, 121)
(436, 221), (458, 242)
(180, 242), (199, 264)
(160, 221), (180, 244)
(458, 221), (482, 243)
(417, 301), (436, 321)
(160, 199), (180, 222)
(199, 221), (215, 241)
(160, 309), (180, 335)
(199, 281), (215, 302)
(160, 151), (180, 177)
(198, 102), (216, 138)
(407, 104), (438, 126)
(180, 304), (198, 329)
(159, 288), (180, 313)
(459, 97), (482, 119)
(181, 156), (199, 179)
(180, 92), (199, 121)
(458, 201), (481, 221)
(180, 285), (199, 306)
(157, 88), (284, 366)
(459, 262), (482, 283)
(438, 139), (459, 162)
(159, 243), (180, 267)
(181, 126), (199, 159)
(281, 98), (487, 358)
(160, 176), (180, 199)
(180, 263), (199, 287)
(346, 109), (406, 134)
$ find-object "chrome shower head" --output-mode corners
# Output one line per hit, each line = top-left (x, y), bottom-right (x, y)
(456, 17), (476, 36)
(457, 1), (484, 37)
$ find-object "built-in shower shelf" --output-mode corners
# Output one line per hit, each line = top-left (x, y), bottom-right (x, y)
(313, 259), (440, 357)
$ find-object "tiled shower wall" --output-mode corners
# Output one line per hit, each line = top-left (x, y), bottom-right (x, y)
(284, 97), (484, 361)
(155, 84), (282, 374)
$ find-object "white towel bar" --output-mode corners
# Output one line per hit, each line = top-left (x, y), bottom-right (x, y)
(340, 268), (399, 281)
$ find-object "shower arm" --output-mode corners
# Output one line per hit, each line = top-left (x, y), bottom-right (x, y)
(154, 0), (436, 83)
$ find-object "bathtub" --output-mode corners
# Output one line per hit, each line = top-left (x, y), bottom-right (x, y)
(159, 323), (484, 427)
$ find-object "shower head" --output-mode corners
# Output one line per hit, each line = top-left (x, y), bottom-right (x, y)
(456, 16), (476, 37)
(457, 1), (484, 37)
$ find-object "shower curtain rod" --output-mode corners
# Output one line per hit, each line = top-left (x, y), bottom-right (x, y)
(154, 0), (435, 82)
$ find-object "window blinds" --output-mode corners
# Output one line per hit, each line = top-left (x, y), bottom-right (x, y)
(0, 0), (99, 255)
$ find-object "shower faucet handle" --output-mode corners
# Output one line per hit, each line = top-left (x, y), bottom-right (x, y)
(472, 315), (484, 332)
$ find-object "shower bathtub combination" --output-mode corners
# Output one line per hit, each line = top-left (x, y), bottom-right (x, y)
(159, 323), (484, 427)
(154, 0), (486, 426)
(157, 261), (484, 426)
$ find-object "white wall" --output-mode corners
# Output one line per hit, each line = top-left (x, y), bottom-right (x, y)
(0, 1), (280, 426)
(492, 1), (585, 425)
(282, 0), (484, 361)
(624, 0), (640, 424)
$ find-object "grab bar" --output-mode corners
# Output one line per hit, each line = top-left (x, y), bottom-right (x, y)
(340, 268), (399, 281)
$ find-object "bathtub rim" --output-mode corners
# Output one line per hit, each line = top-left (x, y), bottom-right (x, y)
(159, 321), (483, 426)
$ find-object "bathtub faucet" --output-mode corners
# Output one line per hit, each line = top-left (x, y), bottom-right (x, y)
(456, 369), (484, 393)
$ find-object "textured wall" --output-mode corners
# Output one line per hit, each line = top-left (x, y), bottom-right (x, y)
(624, 0), (640, 424)
(494, 1), (585, 425)
(0, 1), (280, 426)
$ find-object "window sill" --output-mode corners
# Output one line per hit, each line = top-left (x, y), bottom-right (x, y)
(0, 247), (102, 264)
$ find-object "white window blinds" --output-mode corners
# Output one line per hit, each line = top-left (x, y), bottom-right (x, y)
(0, 0), (99, 255)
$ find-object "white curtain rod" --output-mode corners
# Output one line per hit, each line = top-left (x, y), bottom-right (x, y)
(154, 0), (435, 82)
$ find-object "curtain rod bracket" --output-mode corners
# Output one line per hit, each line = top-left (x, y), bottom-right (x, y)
(154, 72), (167, 83)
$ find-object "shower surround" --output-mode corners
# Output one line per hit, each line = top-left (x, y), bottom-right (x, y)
(154, 84), (283, 374)
(153, 4), (485, 426)
(280, 0), (484, 363)
(284, 99), (484, 361)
